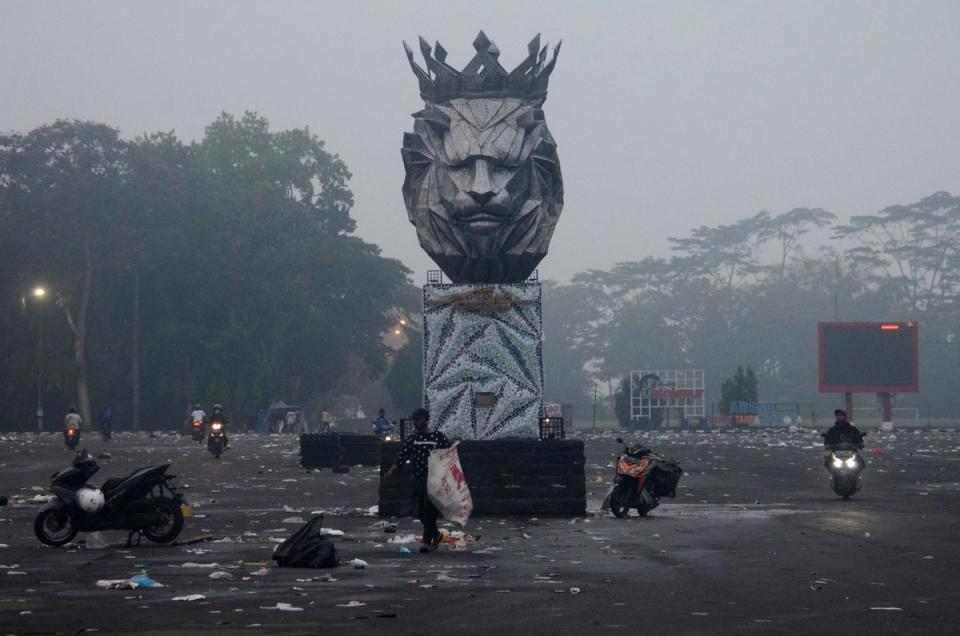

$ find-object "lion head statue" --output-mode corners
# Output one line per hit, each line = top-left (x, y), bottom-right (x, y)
(401, 33), (563, 283)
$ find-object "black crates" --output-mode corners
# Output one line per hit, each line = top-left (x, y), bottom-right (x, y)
(539, 416), (565, 439)
(300, 433), (380, 468)
(379, 439), (585, 517)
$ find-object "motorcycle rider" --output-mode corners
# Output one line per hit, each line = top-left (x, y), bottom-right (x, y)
(98, 406), (113, 439)
(372, 408), (394, 439)
(823, 408), (863, 468)
(64, 407), (83, 433)
(383, 407), (450, 553)
(823, 409), (864, 448)
(320, 408), (334, 433)
(190, 403), (206, 427)
(208, 403), (229, 448)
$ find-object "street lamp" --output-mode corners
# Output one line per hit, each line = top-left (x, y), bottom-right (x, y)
(30, 285), (49, 433)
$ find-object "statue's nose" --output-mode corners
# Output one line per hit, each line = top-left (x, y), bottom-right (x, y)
(467, 159), (495, 205)
(468, 189), (495, 205)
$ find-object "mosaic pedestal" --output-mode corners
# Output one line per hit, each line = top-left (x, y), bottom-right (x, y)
(422, 283), (542, 439)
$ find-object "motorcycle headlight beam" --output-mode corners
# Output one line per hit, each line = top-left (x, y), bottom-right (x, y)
(845, 457), (858, 468)
(832, 456), (844, 469)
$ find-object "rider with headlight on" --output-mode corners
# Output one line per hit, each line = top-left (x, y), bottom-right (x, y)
(823, 408), (863, 468)
(823, 409), (864, 448)
(209, 403), (229, 448)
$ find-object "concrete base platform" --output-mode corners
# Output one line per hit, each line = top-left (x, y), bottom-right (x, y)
(379, 439), (585, 516)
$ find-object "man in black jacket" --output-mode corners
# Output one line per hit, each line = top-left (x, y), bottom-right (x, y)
(384, 407), (450, 553)
(823, 409), (864, 448)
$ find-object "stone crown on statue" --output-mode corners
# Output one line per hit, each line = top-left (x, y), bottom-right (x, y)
(403, 31), (561, 103)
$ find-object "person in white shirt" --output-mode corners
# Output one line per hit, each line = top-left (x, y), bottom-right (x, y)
(63, 407), (83, 431)
(190, 404), (206, 425)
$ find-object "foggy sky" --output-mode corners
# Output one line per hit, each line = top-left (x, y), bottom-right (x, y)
(2, 1), (959, 283)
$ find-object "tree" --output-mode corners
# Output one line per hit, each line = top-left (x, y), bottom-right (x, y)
(720, 365), (758, 414)
(766, 208), (836, 275)
(0, 113), (415, 430)
(541, 280), (606, 414)
(669, 212), (771, 288)
(383, 329), (423, 415)
(613, 375), (631, 427)
(834, 191), (960, 311)
(0, 120), (128, 427)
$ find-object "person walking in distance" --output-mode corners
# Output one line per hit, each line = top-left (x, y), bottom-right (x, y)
(384, 407), (450, 553)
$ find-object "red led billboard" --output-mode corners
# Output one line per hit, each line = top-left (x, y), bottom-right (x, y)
(818, 322), (919, 393)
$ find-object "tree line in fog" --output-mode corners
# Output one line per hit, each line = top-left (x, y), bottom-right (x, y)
(2, 114), (958, 430)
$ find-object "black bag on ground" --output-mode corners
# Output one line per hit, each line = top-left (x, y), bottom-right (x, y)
(272, 515), (338, 568)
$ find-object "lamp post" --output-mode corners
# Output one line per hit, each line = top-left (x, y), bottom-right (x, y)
(31, 286), (47, 433)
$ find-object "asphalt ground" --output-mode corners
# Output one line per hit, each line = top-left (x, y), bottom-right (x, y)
(1, 428), (958, 635)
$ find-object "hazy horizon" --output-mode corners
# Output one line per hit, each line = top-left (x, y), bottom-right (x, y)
(3, 0), (958, 282)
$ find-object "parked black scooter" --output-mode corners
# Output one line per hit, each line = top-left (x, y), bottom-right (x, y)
(34, 449), (186, 547)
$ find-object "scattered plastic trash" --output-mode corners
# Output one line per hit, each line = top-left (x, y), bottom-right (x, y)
(260, 603), (303, 611)
(98, 574), (163, 590)
(350, 558), (367, 569)
(209, 571), (232, 580)
(173, 535), (213, 546)
(182, 562), (219, 569)
(129, 573), (163, 588)
(172, 594), (206, 602)
(870, 607), (902, 611)
(569, 587), (581, 595)
(337, 600), (366, 607)
(83, 532), (110, 549)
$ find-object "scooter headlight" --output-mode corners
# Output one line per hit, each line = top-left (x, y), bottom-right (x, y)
(845, 456), (858, 468)
(384, 435), (392, 442)
(211, 422), (222, 431)
(832, 456), (844, 469)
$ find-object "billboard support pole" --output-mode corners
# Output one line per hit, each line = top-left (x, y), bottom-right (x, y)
(880, 392), (893, 429)
(844, 392), (854, 421)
